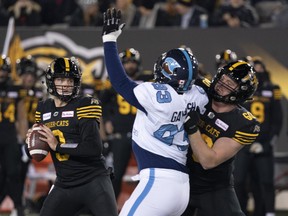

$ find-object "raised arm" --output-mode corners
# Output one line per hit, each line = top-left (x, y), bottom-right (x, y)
(102, 8), (144, 111)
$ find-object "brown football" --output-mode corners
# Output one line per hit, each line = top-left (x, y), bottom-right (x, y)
(27, 127), (50, 162)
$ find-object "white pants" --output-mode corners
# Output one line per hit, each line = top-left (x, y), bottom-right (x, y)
(119, 168), (189, 216)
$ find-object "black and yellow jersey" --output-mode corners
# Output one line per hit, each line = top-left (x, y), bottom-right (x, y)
(35, 95), (108, 188)
(0, 84), (26, 142)
(242, 82), (282, 146)
(187, 78), (260, 194)
(100, 86), (137, 134)
(22, 87), (44, 128)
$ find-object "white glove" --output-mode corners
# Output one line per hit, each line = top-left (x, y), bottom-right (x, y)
(21, 144), (30, 162)
(249, 142), (264, 154)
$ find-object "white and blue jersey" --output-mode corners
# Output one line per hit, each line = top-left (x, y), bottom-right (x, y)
(132, 82), (207, 173)
(104, 42), (208, 174)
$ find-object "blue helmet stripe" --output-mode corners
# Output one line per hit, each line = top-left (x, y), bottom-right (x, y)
(179, 49), (193, 91)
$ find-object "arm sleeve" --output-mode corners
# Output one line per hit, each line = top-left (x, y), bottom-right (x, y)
(232, 120), (260, 146)
(104, 41), (145, 112)
(56, 118), (103, 157)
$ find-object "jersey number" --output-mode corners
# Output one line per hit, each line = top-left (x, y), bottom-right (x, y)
(117, 95), (137, 115)
(153, 124), (188, 151)
(0, 103), (15, 123)
(250, 102), (265, 123)
(25, 99), (38, 124)
(152, 83), (172, 103)
(52, 129), (70, 161)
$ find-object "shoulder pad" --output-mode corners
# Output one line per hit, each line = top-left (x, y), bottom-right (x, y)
(232, 107), (260, 145)
(76, 96), (102, 121)
(195, 77), (210, 88)
(194, 77), (210, 93)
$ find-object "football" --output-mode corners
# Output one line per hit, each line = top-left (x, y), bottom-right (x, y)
(27, 126), (50, 162)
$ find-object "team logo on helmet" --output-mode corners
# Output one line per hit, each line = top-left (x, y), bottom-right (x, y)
(162, 57), (180, 79)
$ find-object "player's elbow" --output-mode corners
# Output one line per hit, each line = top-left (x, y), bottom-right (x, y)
(199, 158), (218, 170)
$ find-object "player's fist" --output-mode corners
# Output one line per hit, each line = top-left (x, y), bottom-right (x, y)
(184, 110), (200, 135)
(102, 8), (125, 42)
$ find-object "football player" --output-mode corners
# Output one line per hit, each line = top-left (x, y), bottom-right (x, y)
(234, 58), (283, 216)
(100, 47), (143, 200)
(0, 55), (28, 216)
(16, 55), (45, 204)
(25, 57), (118, 216)
(182, 61), (260, 216)
(102, 9), (208, 215)
(215, 49), (238, 69)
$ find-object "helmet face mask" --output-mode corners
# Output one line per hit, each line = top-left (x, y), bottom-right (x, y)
(45, 57), (82, 102)
(209, 61), (258, 104)
(153, 48), (198, 94)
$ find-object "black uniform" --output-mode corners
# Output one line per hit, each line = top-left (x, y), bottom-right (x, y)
(36, 95), (117, 216)
(0, 84), (26, 214)
(182, 79), (260, 216)
(100, 85), (137, 199)
(234, 82), (283, 216)
(20, 87), (44, 196)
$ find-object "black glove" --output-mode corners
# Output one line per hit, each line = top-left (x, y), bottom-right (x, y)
(102, 140), (111, 157)
(184, 110), (200, 135)
(102, 8), (125, 42)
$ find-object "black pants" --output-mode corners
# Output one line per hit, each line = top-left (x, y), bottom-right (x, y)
(40, 175), (118, 216)
(0, 140), (23, 212)
(182, 187), (245, 216)
(234, 148), (275, 216)
(111, 134), (133, 199)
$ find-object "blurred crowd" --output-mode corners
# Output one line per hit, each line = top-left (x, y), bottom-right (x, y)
(0, 0), (288, 28)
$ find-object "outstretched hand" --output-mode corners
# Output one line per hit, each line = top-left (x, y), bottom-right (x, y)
(102, 8), (125, 42)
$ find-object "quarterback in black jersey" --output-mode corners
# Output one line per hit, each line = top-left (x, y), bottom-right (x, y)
(26, 57), (117, 216)
(234, 59), (283, 216)
(182, 61), (260, 216)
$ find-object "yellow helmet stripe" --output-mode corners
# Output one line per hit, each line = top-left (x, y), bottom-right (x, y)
(126, 50), (131, 58)
(64, 58), (70, 72)
(224, 51), (229, 61)
(229, 61), (248, 71)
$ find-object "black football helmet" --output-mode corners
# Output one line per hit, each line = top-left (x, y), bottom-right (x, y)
(154, 48), (198, 94)
(119, 48), (141, 77)
(0, 55), (11, 72)
(209, 60), (258, 104)
(0, 55), (11, 84)
(215, 49), (238, 68)
(16, 55), (38, 77)
(45, 57), (82, 102)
